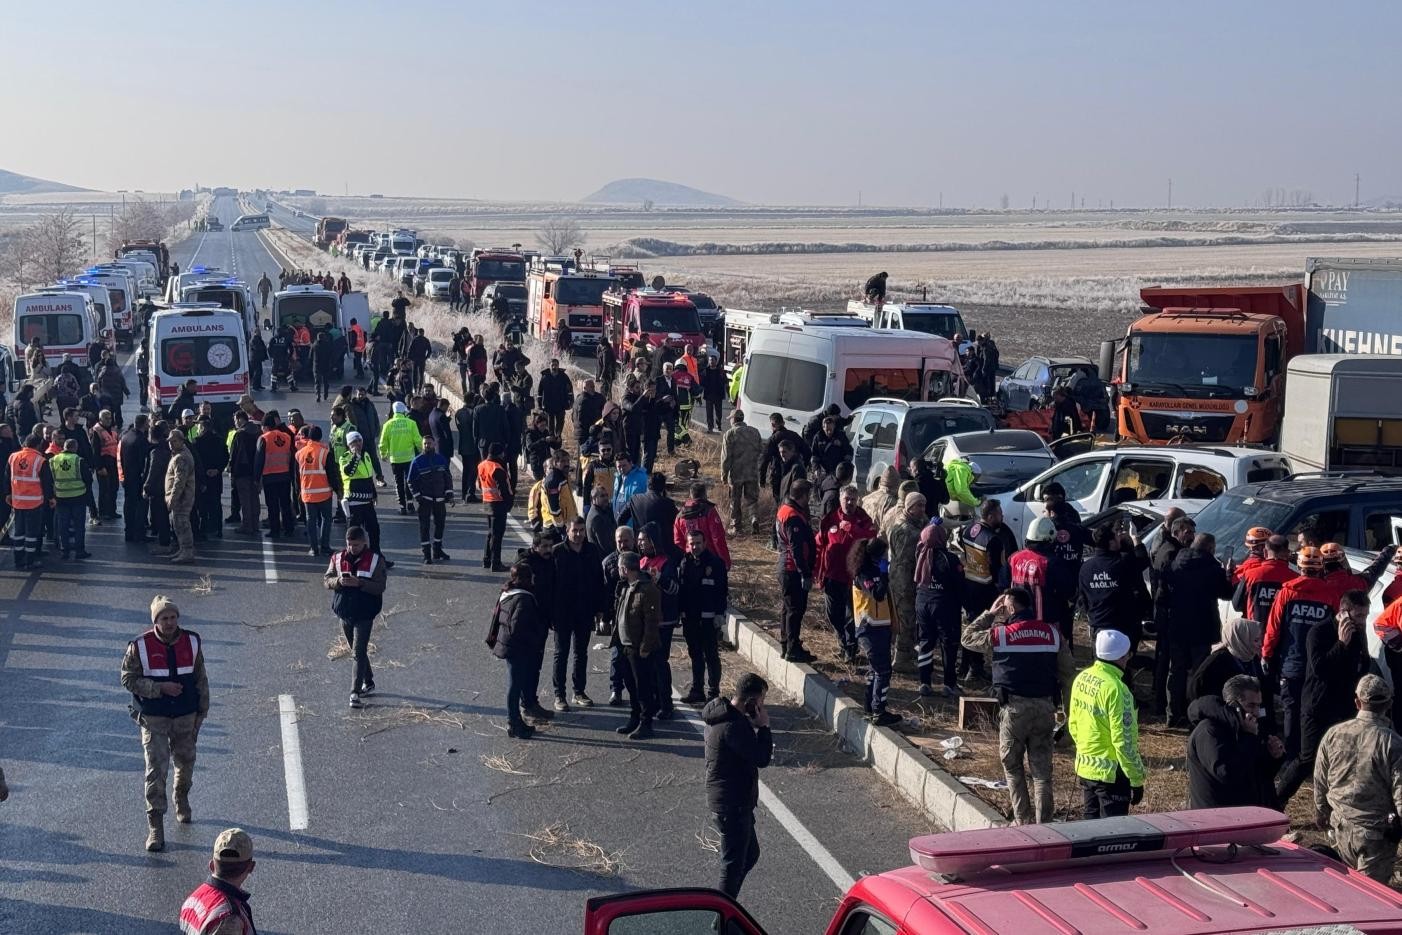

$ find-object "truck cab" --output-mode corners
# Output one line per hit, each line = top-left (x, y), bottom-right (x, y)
(604, 289), (705, 363)
(1117, 284), (1306, 445)
(469, 250), (527, 307)
(585, 809), (1402, 935)
(315, 216), (348, 248)
(528, 257), (617, 351)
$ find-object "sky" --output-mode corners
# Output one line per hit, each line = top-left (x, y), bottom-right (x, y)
(1, 0), (1399, 208)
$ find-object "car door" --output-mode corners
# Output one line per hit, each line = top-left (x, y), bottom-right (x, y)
(583, 889), (767, 935)
(1009, 455), (1113, 538)
(851, 409), (883, 486)
(1105, 456), (1176, 509)
(1004, 363), (1030, 410)
(869, 413), (900, 485)
(1030, 362), (1052, 407)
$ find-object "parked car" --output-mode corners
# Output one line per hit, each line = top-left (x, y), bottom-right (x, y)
(919, 429), (1056, 503)
(480, 281), (527, 320)
(998, 355), (1097, 411)
(396, 256), (418, 287)
(420, 267), (456, 300)
(848, 398), (997, 491)
(985, 444), (1293, 544)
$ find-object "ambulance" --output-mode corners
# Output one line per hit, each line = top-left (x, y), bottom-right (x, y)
(147, 304), (249, 424)
(166, 265), (233, 304)
(180, 278), (257, 340)
(52, 281), (117, 354)
(12, 289), (99, 377)
(81, 267), (139, 347)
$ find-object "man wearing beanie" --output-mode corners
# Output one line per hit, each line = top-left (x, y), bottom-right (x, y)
(1314, 674), (1402, 884)
(120, 595), (210, 851)
(1068, 628), (1145, 818)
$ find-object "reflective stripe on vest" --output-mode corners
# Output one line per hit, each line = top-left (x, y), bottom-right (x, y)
(297, 443), (332, 503)
(261, 430), (291, 475)
(94, 425), (120, 458)
(51, 452), (86, 499)
(478, 459), (503, 502)
(179, 882), (247, 935)
(7, 449), (44, 510)
(852, 585), (892, 627)
(136, 630), (201, 677)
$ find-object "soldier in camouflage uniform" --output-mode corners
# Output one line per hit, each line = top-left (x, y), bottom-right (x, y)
(1314, 673), (1402, 884)
(886, 492), (926, 671)
(719, 411), (763, 536)
(861, 466), (900, 527)
(166, 429), (198, 565)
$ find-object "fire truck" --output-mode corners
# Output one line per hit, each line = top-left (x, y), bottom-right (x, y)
(469, 248), (527, 308)
(526, 256), (615, 352)
(315, 217), (348, 249)
(603, 288), (706, 363)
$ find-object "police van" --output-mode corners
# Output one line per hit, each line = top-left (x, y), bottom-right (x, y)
(12, 289), (99, 377)
(231, 214), (270, 231)
(147, 305), (249, 424)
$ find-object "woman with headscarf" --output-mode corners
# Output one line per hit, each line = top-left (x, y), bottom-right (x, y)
(849, 537), (899, 726)
(914, 521), (966, 698)
(1189, 614), (1267, 711)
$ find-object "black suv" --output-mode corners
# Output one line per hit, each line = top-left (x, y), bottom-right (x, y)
(1189, 473), (1402, 563)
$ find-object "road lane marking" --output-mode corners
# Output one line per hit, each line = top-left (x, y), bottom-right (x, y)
(278, 694), (310, 831)
(188, 228), (210, 266)
(261, 534), (278, 584)
(671, 698), (856, 892)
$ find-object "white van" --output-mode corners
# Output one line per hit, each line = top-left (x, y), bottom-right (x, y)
(269, 285), (340, 333)
(231, 214), (270, 231)
(113, 254), (160, 297)
(82, 268), (138, 346)
(739, 324), (968, 435)
(848, 300), (971, 348)
(147, 305), (249, 422)
(166, 266), (233, 304)
(181, 279), (257, 340)
(12, 290), (98, 377)
(54, 282), (116, 354)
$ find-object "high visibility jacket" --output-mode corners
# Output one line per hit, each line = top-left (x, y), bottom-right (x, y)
(527, 479), (578, 529)
(349, 323), (366, 352)
(330, 420), (356, 463)
(51, 452), (86, 499)
(297, 442), (332, 503)
(93, 425), (119, 459)
(260, 429), (292, 475)
(946, 458), (978, 507)
(852, 582), (892, 627)
(340, 450), (377, 506)
(7, 448), (44, 510)
(1068, 659), (1145, 786)
(293, 324), (311, 347)
(179, 880), (254, 935)
(132, 629), (202, 719)
(378, 413), (421, 464)
(478, 458), (506, 502)
(1240, 558), (1296, 624)
(728, 365), (744, 402)
(1376, 597), (1402, 651)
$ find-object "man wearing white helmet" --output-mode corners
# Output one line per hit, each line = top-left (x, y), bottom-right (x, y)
(378, 400), (422, 514)
(1069, 629), (1145, 818)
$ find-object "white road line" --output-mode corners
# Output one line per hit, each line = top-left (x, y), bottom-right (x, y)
(670, 699), (856, 892)
(188, 228), (210, 267)
(260, 533), (279, 584)
(277, 694), (310, 831)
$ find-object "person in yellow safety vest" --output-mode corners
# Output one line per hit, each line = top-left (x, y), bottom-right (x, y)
(528, 474), (579, 534)
(945, 457), (980, 512)
(52, 439), (94, 560)
(1068, 628), (1146, 819)
(296, 425), (343, 558)
(5, 434), (54, 569)
(727, 358), (745, 404)
(379, 400), (422, 515)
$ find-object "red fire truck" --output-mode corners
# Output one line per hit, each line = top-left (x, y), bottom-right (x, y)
(603, 288), (706, 362)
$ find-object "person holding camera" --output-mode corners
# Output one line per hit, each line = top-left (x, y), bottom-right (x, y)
(702, 672), (773, 899)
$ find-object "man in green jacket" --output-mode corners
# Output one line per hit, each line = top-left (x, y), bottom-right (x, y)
(1068, 628), (1145, 818)
(379, 400), (422, 514)
(945, 457), (980, 514)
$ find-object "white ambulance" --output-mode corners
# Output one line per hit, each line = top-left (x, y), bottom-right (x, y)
(12, 289), (99, 377)
(147, 305), (250, 423)
(82, 267), (139, 347)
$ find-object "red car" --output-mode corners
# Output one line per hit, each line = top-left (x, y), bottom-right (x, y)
(584, 808), (1402, 934)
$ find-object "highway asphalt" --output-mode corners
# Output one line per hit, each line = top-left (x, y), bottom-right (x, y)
(0, 197), (935, 935)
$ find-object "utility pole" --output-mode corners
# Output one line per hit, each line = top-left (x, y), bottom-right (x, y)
(1071, 191), (1075, 211)
(857, 190), (862, 208)
(939, 191), (943, 209)
(1168, 178), (1173, 209)
(1032, 194), (1037, 210)
(1355, 172), (1361, 208)
(91, 214), (97, 261)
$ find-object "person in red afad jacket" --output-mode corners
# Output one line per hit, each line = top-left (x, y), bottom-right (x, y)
(1233, 534), (1297, 625)
(1263, 546), (1342, 761)
(1372, 593), (1402, 731)
(1232, 526), (1272, 585)
(815, 484), (876, 662)
(673, 481), (730, 569)
(1321, 542), (1370, 595)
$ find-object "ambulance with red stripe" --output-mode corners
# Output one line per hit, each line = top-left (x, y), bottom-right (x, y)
(12, 289), (100, 377)
(147, 304), (249, 425)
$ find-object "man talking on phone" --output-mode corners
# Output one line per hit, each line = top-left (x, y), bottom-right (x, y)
(702, 672), (773, 898)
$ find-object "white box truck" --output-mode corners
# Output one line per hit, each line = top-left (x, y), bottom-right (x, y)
(1280, 354), (1402, 474)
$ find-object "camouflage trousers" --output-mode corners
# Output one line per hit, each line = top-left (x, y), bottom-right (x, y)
(728, 481), (759, 531)
(168, 498), (195, 559)
(890, 580), (916, 661)
(139, 712), (199, 815)
(1333, 822), (1399, 885)
(999, 695), (1056, 825)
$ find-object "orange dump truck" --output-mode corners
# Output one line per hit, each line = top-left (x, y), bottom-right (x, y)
(1116, 284), (1307, 445)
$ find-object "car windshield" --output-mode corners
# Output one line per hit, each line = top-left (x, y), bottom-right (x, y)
(903, 310), (967, 340)
(161, 336), (242, 377)
(970, 453), (1056, 493)
(276, 295), (338, 329)
(638, 306), (701, 334)
(1189, 490), (1294, 562)
(555, 278), (612, 306)
(429, 270), (454, 281)
(495, 285), (527, 301)
(19, 313), (85, 347)
(1128, 333), (1257, 396)
(905, 410), (996, 452)
(189, 288), (245, 313)
(476, 260), (526, 280)
(951, 430), (1047, 453)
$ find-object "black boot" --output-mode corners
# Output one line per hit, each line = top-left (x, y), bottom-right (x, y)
(433, 543), (450, 561)
(615, 715), (640, 735)
(422, 546), (433, 565)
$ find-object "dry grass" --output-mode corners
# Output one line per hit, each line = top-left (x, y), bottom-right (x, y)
(189, 574), (215, 595)
(327, 636), (378, 660)
(355, 703), (471, 738)
(516, 822), (624, 877)
(481, 752), (533, 776)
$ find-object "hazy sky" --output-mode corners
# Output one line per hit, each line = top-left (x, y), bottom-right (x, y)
(2, 0), (1398, 207)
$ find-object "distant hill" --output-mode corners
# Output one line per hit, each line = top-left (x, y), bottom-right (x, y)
(580, 178), (742, 207)
(0, 169), (89, 195)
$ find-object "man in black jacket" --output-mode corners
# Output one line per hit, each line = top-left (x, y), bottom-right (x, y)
(1166, 533), (1234, 727)
(551, 517), (606, 711)
(618, 471), (678, 534)
(1186, 674), (1281, 808)
(572, 378), (605, 452)
(1149, 511), (1193, 718)
(809, 416), (854, 477)
(702, 672), (773, 899)
(454, 398), (480, 501)
(760, 413), (809, 493)
(119, 414), (152, 542)
(1078, 526), (1146, 648)
(699, 355), (726, 432)
(537, 359), (574, 437)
